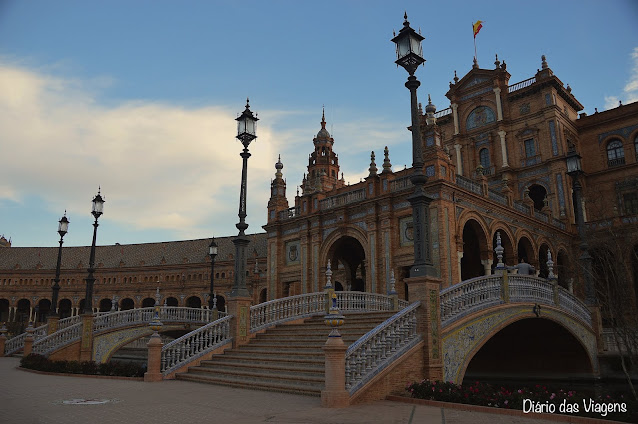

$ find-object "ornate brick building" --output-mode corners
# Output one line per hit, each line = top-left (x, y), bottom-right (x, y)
(1, 55), (637, 331)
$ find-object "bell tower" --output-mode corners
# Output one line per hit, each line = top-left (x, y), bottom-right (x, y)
(267, 155), (289, 222)
(302, 108), (345, 194)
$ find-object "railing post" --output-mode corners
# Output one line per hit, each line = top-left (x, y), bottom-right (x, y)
(79, 313), (94, 361)
(324, 260), (335, 314)
(388, 270), (399, 312)
(47, 316), (60, 335)
(23, 323), (35, 357)
(404, 275), (443, 381)
(0, 324), (7, 357)
(145, 309), (164, 382)
(322, 293), (349, 408)
(500, 271), (510, 302)
(227, 296), (251, 349)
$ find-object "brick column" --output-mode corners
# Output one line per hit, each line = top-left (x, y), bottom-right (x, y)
(321, 336), (349, 408)
(144, 333), (164, 382)
(23, 323), (35, 357)
(404, 276), (443, 381)
(227, 296), (252, 348)
(0, 324), (7, 357)
(47, 316), (59, 335)
(79, 313), (94, 361)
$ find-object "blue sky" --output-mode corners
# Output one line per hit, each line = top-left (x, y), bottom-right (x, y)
(1, 0), (637, 247)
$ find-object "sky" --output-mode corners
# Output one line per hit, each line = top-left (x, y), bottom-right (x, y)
(1, 0), (637, 248)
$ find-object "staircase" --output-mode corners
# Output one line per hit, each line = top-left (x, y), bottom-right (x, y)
(175, 311), (394, 395)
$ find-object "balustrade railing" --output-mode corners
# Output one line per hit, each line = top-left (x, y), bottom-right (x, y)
(533, 210), (549, 223)
(456, 175), (483, 195)
(508, 275), (554, 304)
(345, 301), (421, 394)
(488, 189), (508, 205)
(4, 315), (82, 355)
(93, 307), (220, 333)
(250, 292), (325, 333)
(514, 201), (530, 214)
(440, 275), (503, 327)
(557, 288), (593, 326)
(433, 107), (452, 118)
(279, 206), (300, 220)
(161, 316), (231, 375)
(336, 291), (393, 312)
(320, 188), (366, 210)
(32, 322), (83, 356)
(390, 175), (413, 192)
(508, 77), (536, 93)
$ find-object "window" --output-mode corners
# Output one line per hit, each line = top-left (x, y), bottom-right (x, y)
(479, 148), (490, 168)
(607, 139), (625, 166)
(634, 134), (638, 157)
(624, 192), (638, 215)
(524, 139), (536, 157)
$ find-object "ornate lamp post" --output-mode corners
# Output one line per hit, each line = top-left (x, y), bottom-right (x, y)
(230, 99), (258, 298)
(566, 146), (596, 305)
(392, 13), (436, 278)
(50, 212), (69, 319)
(208, 237), (218, 314)
(83, 188), (105, 314)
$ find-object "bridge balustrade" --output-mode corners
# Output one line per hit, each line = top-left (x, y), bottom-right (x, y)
(440, 275), (502, 327)
(161, 316), (231, 375)
(508, 275), (554, 304)
(4, 315), (83, 356)
(32, 322), (83, 356)
(250, 292), (325, 333)
(345, 301), (421, 394)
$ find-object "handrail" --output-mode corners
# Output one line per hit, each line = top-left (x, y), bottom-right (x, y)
(92, 307), (222, 333)
(345, 301), (421, 394)
(250, 292), (325, 333)
(508, 77), (536, 93)
(161, 316), (232, 375)
(4, 315), (82, 356)
(32, 322), (83, 356)
(440, 275), (503, 327)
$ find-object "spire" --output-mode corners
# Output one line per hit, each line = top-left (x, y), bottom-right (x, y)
(541, 54), (548, 70)
(494, 53), (500, 69)
(453, 70), (459, 84)
(368, 151), (378, 177)
(473, 57), (479, 69)
(274, 154), (283, 179)
(425, 94), (436, 125)
(321, 105), (326, 128)
(382, 146), (392, 173)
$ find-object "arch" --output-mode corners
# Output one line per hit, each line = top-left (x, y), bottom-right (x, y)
(443, 306), (598, 383)
(58, 299), (72, 318)
(186, 296), (201, 309)
(528, 184), (548, 212)
(16, 299), (30, 323)
(463, 317), (594, 382)
(320, 226), (368, 291)
(215, 295), (226, 312)
(606, 138), (625, 166)
(99, 298), (112, 312)
(259, 288), (267, 304)
(120, 298), (135, 311)
(165, 297), (179, 307)
(0, 298), (9, 322)
(460, 218), (489, 280)
(142, 297), (155, 308)
(36, 299), (51, 323)
(515, 232), (537, 268)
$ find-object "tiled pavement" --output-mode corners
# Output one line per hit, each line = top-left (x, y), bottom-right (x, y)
(0, 357), (558, 424)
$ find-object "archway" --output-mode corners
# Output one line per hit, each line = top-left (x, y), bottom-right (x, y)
(36, 299), (51, 323)
(165, 297), (179, 307)
(461, 219), (488, 280)
(186, 296), (201, 309)
(0, 298), (9, 322)
(325, 235), (366, 291)
(120, 298), (135, 311)
(259, 289), (267, 304)
(58, 299), (72, 318)
(16, 299), (30, 323)
(142, 297), (155, 308)
(517, 236), (535, 269)
(99, 298), (112, 312)
(463, 318), (593, 382)
(216, 295), (226, 312)
(528, 184), (547, 212)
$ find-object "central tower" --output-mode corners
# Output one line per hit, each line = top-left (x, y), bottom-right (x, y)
(302, 109), (345, 194)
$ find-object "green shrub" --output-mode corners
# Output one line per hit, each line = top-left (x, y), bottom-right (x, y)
(19, 354), (145, 377)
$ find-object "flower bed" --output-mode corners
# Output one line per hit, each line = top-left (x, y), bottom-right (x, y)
(20, 354), (146, 378)
(406, 380), (637, 423)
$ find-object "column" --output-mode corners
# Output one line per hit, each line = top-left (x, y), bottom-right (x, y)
(451, 103), (460, 135)
(481, 259), (493, 275)
(453, 144), (463, 175)
(79, 313), (94, 361)
(493, 87), (503, 121)
(227, 297), (251, 349)
(498, 130), (509, 167)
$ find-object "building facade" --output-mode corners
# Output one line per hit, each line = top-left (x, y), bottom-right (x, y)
(1, 55), (637, 335)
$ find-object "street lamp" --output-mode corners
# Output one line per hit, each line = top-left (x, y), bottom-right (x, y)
(50, 212), (69, 319)
(565, 146), (596, 304)
(230, 99), (258, 298)
(391, 13), (436, 278)
(208, 237), (218, 315)
(83, 188), (105, 314)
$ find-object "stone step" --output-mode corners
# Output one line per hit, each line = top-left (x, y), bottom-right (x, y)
(176, 372), (322, 396)
(198, 360), (323, 377)
(188, 363), (325, 382)
(211, 351), (324, 366)
(236, 344), (324, 354)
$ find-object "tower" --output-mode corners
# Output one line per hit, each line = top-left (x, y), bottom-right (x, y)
(302, 109), (345, 194)
(267, 155), (289, 222)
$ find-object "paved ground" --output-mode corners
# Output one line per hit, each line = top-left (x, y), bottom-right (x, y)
(0, 357), (559, 424)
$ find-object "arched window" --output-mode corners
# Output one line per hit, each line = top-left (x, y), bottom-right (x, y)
(634, 134), (638, 158)
(479, 148), (490, 169)
(607, 139), (625, 166)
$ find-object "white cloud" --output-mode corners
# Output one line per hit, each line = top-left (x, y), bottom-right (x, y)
(605, 47), (638, 110)
(0, 62), (411, 243)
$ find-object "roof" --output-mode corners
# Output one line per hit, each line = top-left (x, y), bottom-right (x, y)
(0, 233), (268, 271)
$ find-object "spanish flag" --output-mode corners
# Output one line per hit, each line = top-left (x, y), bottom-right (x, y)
(473, 20), (483, 38)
